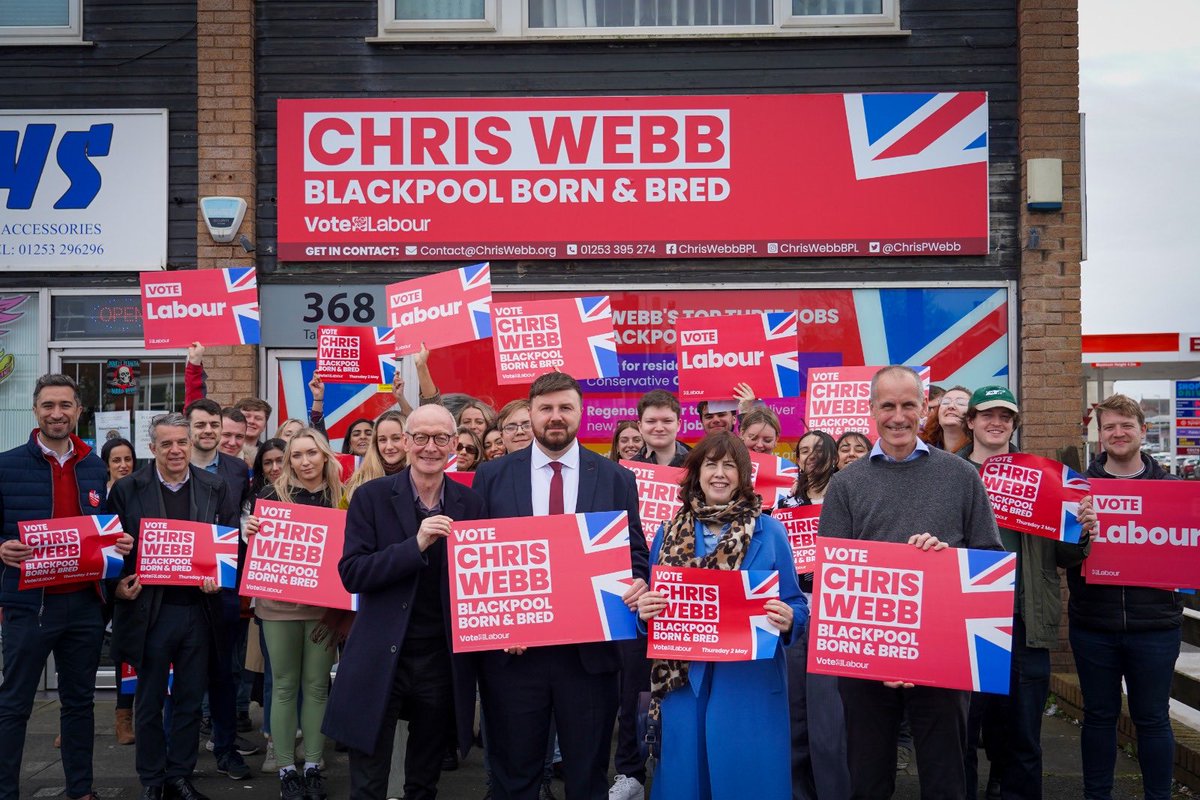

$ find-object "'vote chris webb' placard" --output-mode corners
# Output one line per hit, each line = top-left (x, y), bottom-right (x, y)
(18, 515), (126, 590)
(1084, 478), (1200, 591)
(808, 539), (1015, 694)
(773, 506), (821, 574)
(981, 453), (1090, 543)
(241, 499), (357, 611)
(140, 267), (259, 349)
(316, 325), (397, 384)
(647, 565), (781, 662)
(491, 296), (619, 384)
(136, 519), (239, 588)
(621, 459), (685, 549)
(676, 312), (800, 403)
(387, 262), (492, 355)
(448, 511), (638, 652)
(805, 365), (931, 440)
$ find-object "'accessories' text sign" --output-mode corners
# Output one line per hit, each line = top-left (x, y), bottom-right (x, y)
(773, 506), (821, 575)
(980, 453), (1090, 544)
(241, 499), (357, 611)
(807, 538), (1015, 694)
(676, 312), (799, 404)
(490, 296), (618, 385)
(139, 267), (259, 348)
(18, 515), (126, 590)
(386, 263), (492, 355)
(136, 519), (239, 588)
(1084, 478), (1200, 590)
(316, 325), (397, 384)
(448, 511), (637, 652)
(647, 566), (781, 662)
(621, 460), (685, 549)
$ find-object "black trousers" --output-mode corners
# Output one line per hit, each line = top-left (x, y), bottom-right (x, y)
(349, 645), (454, 800)
(839, 677), (969, 800)
(479, 646), (618, 800)
(134, 603), (210, 787)
(613, 637), (650, 784)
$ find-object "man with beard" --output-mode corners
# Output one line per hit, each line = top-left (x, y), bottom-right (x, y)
(471, 372), (649, 800)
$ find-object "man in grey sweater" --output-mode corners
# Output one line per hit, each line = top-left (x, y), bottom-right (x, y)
(818, 366), (1001, 800)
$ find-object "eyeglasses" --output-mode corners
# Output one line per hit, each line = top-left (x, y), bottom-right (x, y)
(502, 421), (532, 434)
(408, 433), (453, 447)
(940, 398), (969, 408)
(456, 443), (479, 455)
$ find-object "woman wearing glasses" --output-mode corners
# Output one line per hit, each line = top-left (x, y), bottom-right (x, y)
(921, 385), (972, 453)
(454, 427), (483, 471)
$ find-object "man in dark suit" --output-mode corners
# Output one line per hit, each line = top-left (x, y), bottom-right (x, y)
(109, 412), (240, 800)
(323, 404), (486, 800)
(471, 372), (649, 800)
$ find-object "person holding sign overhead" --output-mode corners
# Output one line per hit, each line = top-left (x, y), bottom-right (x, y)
(636, 431), (807, 800)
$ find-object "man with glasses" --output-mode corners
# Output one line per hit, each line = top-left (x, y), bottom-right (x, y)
(324, 404), (486, 800)
(496, 399), (533, 453)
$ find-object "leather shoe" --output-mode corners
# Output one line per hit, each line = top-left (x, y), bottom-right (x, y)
(165, 778), (211, 800)
(139, 788), (163, 800)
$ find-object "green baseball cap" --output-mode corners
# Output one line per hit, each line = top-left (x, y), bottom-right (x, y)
(969, 385), (1019, 414)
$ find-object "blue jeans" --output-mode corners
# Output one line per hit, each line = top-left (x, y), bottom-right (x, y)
(1069, 624), (1181, 800)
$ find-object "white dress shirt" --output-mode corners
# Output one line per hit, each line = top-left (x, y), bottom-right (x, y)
(530, 439), (580, 516)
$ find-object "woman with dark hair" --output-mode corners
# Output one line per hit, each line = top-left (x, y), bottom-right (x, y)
(250, 438), (288, 502)
(341, 418), (374, 456)
(921, 384), (971, 453)
(835, 431), (872, 469)
(454, 426), (484, 471)
(101, 437), (135, 492)
(786, 430), (838, 506)
(636, 432), (807, 800)
(608, 420), (643, 462)
(481, 425), (506, 462)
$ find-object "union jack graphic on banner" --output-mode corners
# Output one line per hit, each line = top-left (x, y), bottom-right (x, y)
(211, 524), (241, 589)
(459, 262), (493, 339)
(844, 92), (989, 181)
(577, 296), (620, 380)
(224, 269), (260, 345)
(742, 570), (782, 661)
(93, 515), (127, 579)
(748, 452), (800, 509)
(1059, 467), (1091, 544)
(591, 571), (639, 642)
(764, 312), (801, 398)
(577, 510), (629, 555)
(957, 549), (1016, 694)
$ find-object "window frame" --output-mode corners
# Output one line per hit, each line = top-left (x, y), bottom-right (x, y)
(0, 0), (85, 46)
(373, 0), (902, 42)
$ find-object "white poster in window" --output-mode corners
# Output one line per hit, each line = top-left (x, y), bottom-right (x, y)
(0, 292), (40, 452)
(134, 410), (167, 460)
(94, 410), (132, 447)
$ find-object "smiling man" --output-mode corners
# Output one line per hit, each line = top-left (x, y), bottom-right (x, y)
(818, 365), (1001, 800)
(633, 390), (690, 467)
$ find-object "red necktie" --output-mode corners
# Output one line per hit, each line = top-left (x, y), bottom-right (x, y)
(548, 461), (564, 515)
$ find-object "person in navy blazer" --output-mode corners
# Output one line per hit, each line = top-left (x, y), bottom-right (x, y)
(471, 372), (649, 800)
(323, 405), (487, 800)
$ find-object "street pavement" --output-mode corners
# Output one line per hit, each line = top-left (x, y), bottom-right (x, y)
(17, 691), (1190, 799)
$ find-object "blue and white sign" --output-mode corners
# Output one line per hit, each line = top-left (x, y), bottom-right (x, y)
(0, 109), (168, 271)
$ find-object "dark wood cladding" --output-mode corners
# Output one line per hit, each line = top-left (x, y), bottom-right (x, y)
(0, 1), (197, 286)
(256, 0), (1019, 286)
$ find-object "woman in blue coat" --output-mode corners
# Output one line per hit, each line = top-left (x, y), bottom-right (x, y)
(637, 431), (809, 800)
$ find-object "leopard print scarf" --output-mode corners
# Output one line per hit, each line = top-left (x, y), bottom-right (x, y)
(647, 492), (760, 724)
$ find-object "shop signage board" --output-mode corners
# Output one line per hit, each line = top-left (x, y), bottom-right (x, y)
(1084, 478), (1200, 591)
(1176, 381), (1200, 457)
(646, 566), (781, 662)
(277, 94), (989, 261)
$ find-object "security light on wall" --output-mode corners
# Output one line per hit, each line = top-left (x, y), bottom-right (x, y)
(200, 196), (248, 243)
(1026, 159), (1063, 212)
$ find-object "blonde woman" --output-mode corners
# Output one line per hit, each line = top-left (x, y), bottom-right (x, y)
(244, 428), (344, 800)
(342, 410), (407, 505)
(274, 418), (305, 442)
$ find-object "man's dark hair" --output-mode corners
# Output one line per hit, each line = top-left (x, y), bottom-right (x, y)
(33, 373), (80, 405)
(529, 372), (583, 402)
(637, 390), (681, 420)
(221, 407), (247, 425)
(184, 398), (222, 420)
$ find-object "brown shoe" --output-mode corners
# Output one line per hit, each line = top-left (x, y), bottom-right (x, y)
(115, 707), (135, 745)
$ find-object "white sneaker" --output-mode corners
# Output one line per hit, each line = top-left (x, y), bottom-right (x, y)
(609, 774), (644, 800)
(261, 739), (277, 773)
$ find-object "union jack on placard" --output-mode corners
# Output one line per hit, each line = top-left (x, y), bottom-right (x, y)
(223, 267), (257, 293)
(844, 92), (989, 180)
(577, 511), (630, 555)
(212, 524), (241, 589)
(233, 302), (260, 345)
(591, 571), (639, 642)
(93, 514), (127, 579)
(576, 295), (611, 323)
(460, 263), (494, 339)
(742, 570), (781, 660)
(1058, 467), (1090, 544)
(956, 548), (1015, 694)
(373, 326), (399, 383)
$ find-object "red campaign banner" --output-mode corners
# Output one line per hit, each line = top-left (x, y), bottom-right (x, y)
(980, 453), (1090, 544)
(1084, 479), (1200, 591)
(749, 451), (799, 509)
(676, 312), (800, 403)
(139, 268), (259, 349)
(334, 453), (362, 483)
(136, 519), (240, 588)
(773, 506), (821, 575)
(386, 263), (492, 355)
(620, 460), (685, 549)
(316, 325), (396, 384)
(646, 565), (781, 662)
(804, 365), (930, 440)
(18, 515), (126, 590)
(448, 511), (638, 652)
(491, 296), (619, 385)
(807, 539), (1016, 694)
(241, 500), (357, 611)
(276, 94), (989, 261)
(446, 471), (476, 488)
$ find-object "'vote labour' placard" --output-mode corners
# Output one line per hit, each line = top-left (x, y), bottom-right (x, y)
(387, 263), (492, 355)
(490, 296), (619, 385)
(448, 511), (638, 652)
(18, 515), (126, 590)
(646, 566), (781, 662)
(241, 499), (356, 611)
(316, 325), (397, 384)
(1084, 478), (1200, 591)
(620, 460), (685, 548)
(807, 538), (1015, 694)
(136, 519), (240, 588)
(140, 267), (259, 349)
(749, 451), (800, 509)
(981, 453), (1090, 543)
(773, 506), (821, 575)
(804, 366), (931, 440)
(675, 312), (800, 404)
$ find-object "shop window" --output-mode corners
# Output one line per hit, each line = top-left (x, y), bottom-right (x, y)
(0, 0), (83, 45)
(376, 0), (899, 40)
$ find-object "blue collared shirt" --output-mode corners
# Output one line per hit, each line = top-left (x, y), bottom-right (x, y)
(869, 438), (930, 464)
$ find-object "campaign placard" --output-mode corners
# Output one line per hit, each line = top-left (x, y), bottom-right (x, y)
(804, 365), (931, 439)
(316, 325), (396, 384)
(446, 471), (475, 488)
(676, 312), (799, 404)
(1084, 479), (1200, 590)
(980, 453), (1090, 543)
(620, 460), (685, 548)
(448, 511), (638, 652)
(646, 566), (781, 662)
(241, 500), (356, 611)
(491, 296), (619, 385)
(139, 267), (259, 349)
(386, 263), (492, 355)
(333, 453), (362, 483)
(773, 506), (821, 575)
(749, 451), (800, 508)
(18, 515), (126, 590)
(135, 519), (239, 588)
(807, 539), (1015, 694)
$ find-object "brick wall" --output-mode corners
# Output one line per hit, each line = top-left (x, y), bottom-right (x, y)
(196, 0), (257, 408)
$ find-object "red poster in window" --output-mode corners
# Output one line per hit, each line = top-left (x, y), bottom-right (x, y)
(749, 451), (799, 509)
(980, 453), (1090, 544)
(135, 519), (239, 588)
(646, 565), (781, 662)
(773, 506), (821, 575)
(620, 460), (685, 549)
(491, 296), (619, 385)
(676, 312), (800, 404)
(139, 268), (259, 349)
(1084, 479), (1200, 590)
(241, 500), (357, 611)
(18, 515), (126, 590)
(386, 263), (492, 355)
(804, 365), (930, 440)
(316, 326), (397, 384)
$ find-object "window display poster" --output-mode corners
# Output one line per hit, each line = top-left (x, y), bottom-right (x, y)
(94, 410), (133, 446)
(0, 293), (40, 452)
